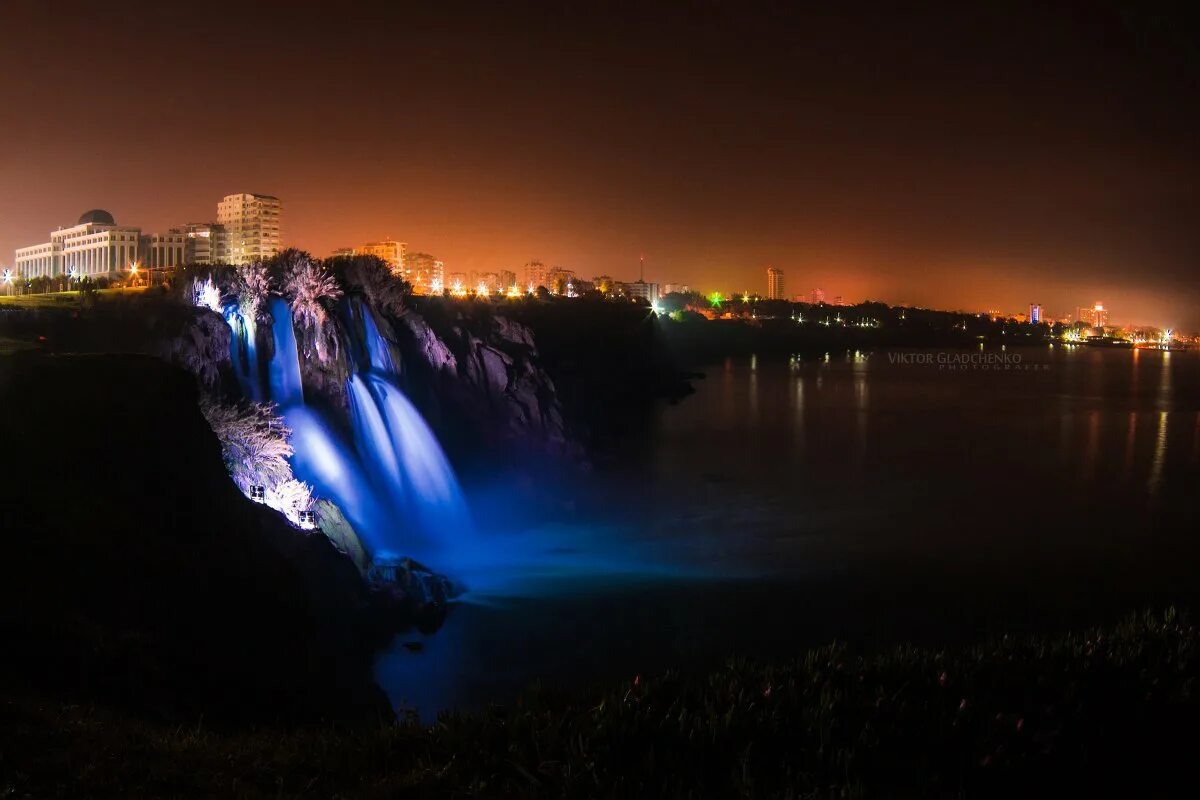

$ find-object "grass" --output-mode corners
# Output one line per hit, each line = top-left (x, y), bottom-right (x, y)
(2, 609), (1196, 798)
(0, 286), (148, 308)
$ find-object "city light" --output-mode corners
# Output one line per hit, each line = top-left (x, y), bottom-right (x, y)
(2, 269), (12, 284)
(708, 291), (723, 308)
(450, 279), (467, 298)
(506, 283), (523, 298)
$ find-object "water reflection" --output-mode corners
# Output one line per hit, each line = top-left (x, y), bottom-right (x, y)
(377, 349), (1200, 719)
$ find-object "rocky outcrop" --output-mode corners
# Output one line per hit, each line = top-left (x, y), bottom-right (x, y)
(154, 307), (230, 388)
(0, 354), (394, 723)
(393, 301), (574, 460)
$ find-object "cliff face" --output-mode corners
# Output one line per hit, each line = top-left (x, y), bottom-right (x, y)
(391, 304), (573, 460)
(265, 293), (576, 464)
(0, 354), (391, 724)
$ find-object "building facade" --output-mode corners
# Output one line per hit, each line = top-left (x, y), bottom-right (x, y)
(766, 266), (785, 300)
(1029, 303), (1042, 324)
(15, 209), (142, 279)
(623, 279), (660, 305)
(217, 193), (282, 265)
(353, 239), (407, 275)
(524, 260), (548, 290)
(179, 222), (228, 264)
(142, 230), (187, 269)
(405, 252), (444, 293)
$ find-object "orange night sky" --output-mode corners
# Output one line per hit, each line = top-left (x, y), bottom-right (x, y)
(1, 1), (1196, 328)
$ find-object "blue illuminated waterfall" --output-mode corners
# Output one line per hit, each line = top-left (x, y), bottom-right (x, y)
(224, 295), (472, 563)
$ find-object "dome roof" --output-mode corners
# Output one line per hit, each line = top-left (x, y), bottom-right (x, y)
(78, 209), (116, 226)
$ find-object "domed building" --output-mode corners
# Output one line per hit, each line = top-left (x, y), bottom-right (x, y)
(77, 209), (117, 227)
(14, 193), (269, 279)
(14, 208), (148, 280)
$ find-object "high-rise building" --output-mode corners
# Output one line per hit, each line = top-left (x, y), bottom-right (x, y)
(217, 193), (282, 265)
(524, 259), (549, 290)
(498, 269), (517, 290)
(353, 239), (406, 276)
(766, 266), (785, 300)
(1029, 303), (1042, 324)
(810, 288), (825, 304)
(15, 209), (143, 279)
(1077, 302), (1109, 328)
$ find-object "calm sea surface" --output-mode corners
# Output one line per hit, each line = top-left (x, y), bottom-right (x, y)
(378, 346), (1200, 718)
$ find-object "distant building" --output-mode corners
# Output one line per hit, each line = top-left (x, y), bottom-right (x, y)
(663, 282), (690, 295)
(217, 193), (282, 265)
(329, 247), (355, 258)
(593, 274), (617, 293)
(547, 266), (575, 295)
(524, 260), (549, 290)
(766, 266), (785, 300)
(623, 279), (660, 305)
(142, 230), (186, 269)
(1077, 302), (1109, 328)
(498, 269), (517, 290)
(15, 209), (142, 279)
(354, 239), (406, 276)
(405, 252), (444, 293)
(1029, 303), (1042, 324)
(471, 271), (500, 293)
(811, 288), (825, 304)
(179, 223), (228, 264)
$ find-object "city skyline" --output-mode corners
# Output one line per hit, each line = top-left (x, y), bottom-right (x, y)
(2, 199), (1169, 327)
(1, 2), (1196, 328)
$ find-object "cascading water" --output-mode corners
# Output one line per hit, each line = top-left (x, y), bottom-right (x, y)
(266, 297), (305, 408)
(360, 300), (396, 374)
(225, 294), (472, 564)
(224, 304), (260, 402)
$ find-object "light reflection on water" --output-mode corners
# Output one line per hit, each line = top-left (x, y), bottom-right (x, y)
(377, 346), (1200, 720)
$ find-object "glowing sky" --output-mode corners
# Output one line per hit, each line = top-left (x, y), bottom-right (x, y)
(1, 2), (1196, 328)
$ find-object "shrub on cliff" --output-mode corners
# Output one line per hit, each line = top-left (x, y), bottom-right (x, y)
(326, 253), (409, 318)
(280, 255), (342, 363)
(198, 398), (313, 525)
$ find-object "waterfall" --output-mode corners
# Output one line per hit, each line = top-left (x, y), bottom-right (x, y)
(266, 297), (304, 408)
(224, 304), (260, 402)
(222, 295), (471, 564)
(360, 299), (396, 374)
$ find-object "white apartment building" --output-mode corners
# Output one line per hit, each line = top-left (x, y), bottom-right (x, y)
(15, 209), (142, 279)
(354, 239), (407, 275)
(217, 193), (282, 265)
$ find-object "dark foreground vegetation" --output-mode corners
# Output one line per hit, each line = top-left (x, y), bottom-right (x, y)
(2, 610), (1195, 798)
